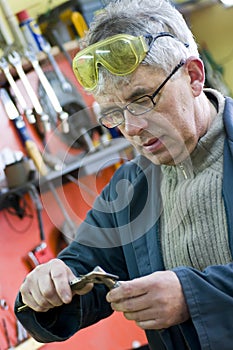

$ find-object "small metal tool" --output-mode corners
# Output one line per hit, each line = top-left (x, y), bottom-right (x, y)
(0, 299), (8, 310)
(16, 319), (28, 343)
(17, 266), (119, 312)
(40, 39), (72, 93)
(0, 88), (48, 176)
(24, 48), (69, 134)
(70, 266), (120, 291)
(7, 50), (50, 133)
(0, 56), (35, 124)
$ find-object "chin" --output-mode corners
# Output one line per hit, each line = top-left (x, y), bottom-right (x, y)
(142, 151), (173, 166)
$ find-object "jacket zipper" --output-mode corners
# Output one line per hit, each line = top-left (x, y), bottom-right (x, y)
(179, 163), (188, 179)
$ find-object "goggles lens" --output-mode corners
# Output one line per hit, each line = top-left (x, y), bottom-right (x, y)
(73, 34), (149, 90)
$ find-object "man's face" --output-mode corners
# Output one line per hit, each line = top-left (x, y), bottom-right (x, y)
(95, 61), (209, 166)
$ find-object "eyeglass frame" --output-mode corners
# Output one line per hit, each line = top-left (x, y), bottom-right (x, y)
(99, 59), (185, 129)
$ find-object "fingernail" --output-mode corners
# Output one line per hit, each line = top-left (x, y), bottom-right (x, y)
(106, 292), (112, 302)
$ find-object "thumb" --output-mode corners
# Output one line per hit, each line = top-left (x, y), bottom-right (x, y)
(73, 282), (94, 296)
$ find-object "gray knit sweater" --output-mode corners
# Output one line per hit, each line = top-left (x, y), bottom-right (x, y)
(160, 89), (232, 271)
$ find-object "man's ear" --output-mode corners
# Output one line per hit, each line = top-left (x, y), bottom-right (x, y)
(185, 57), (205, 97)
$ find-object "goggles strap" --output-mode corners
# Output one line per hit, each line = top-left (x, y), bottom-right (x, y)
(145, 32), (189, 50)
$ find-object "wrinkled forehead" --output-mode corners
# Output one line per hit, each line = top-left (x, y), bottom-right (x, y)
(94, 68), (132, 96)
(94, 64), (164, 103)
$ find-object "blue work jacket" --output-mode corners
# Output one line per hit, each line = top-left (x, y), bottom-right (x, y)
(15, 97), (233, 350)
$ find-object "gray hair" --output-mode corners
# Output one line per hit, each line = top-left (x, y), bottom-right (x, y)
(81, 0), (199, 93)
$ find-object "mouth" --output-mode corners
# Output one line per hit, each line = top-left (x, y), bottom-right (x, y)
(142, 137), (163, 153)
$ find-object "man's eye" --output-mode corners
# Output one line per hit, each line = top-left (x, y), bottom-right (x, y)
(128, 97), (152, 113)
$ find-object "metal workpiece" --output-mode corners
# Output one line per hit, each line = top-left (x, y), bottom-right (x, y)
(17, 266), (120, 313)
(0, 56), (36, 124)
(70, 266), (120, 291)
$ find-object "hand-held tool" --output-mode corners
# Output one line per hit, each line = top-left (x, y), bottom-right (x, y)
(0, 88), (48, 176)
(24, 48), (69, 134)
(0, 56), (35, 124)
(17, 266), (120, 312)
(7, 50), (50, 133)
(70, 266), (120, 290)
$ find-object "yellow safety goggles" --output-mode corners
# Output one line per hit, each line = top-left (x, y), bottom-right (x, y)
(73, 32), (189, 91)
(72, 33), (150, 91)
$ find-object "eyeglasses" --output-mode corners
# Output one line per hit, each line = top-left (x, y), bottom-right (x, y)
(72, 32), (189, 91)
(98, 60), (185, 129)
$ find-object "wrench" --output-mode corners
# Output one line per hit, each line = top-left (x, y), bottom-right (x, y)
(0, 56), (35, 124)
(40, 39), (72, 93)
(24, 49), (69, 133)
(70, 266), (120, 290)
(7, 50), (50, 133)
(17, 266), (120, 312)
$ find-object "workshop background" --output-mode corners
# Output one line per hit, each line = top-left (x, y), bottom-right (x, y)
(0, 0), (233, 350)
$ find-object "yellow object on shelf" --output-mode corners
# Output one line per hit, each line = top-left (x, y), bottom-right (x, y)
(57, 8), (88, 39)
(71, 11), (88, 38)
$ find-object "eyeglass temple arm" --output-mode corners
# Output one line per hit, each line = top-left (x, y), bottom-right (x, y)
(151, 60), (185, 99)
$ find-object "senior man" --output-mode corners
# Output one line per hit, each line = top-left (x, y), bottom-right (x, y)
(15, 0), (233, 349)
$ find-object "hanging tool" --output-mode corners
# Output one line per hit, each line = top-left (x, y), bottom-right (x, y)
(0, 89), (54, 264)
(7, 50), (50, 134)
(40, 39), (72, 93)
(0, 299), (8, 310)
(0, 8), (14, 46)
(50, 28), (73, 67)
(0, 88), (47, 176)
(17, 266), (120, 312)
(2, 318), (15, 349)
(16, 319), (28, 344)
(0, 0), (26, 49)
(24, 48), (69, 133)
(27, 183), (54, 268)
(0, 57), (35, 124)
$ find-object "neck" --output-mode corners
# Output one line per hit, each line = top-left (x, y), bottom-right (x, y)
(194, 91), (218, 141)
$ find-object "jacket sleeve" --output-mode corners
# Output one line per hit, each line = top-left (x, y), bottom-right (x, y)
(174, 263), (233, 350)
(14, 165), (131, 343)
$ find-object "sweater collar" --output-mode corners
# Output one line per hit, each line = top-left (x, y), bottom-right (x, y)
(161, 88), (226, 178)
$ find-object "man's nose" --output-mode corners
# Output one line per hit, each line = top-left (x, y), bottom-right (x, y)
(123, 111), (148, 136)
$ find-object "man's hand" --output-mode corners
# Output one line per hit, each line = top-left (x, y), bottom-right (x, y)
(106, 271), (189, 330)
(20, 259), (93, 312)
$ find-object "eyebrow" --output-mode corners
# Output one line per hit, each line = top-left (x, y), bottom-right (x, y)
(99, 87), (150, 115)
(125, 87), (148, 101)
(100, 105), (121, 115)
